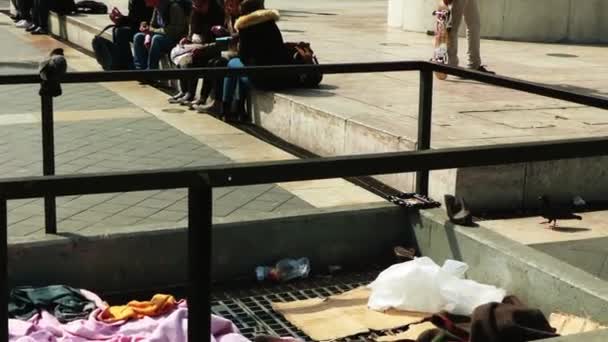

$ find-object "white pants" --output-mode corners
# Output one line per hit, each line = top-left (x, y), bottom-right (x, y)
(448, 0), (482, 69)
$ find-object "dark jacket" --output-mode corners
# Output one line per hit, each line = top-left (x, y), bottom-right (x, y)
(150, 0), (191, 42)
(234, 9), (298, 89)
(190, 0), (224, 42)
(121, 0), (154, 32)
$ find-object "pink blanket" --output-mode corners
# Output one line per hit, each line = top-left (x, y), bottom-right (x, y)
(10, 303), (289, 342)
(10, 302), (188, 341)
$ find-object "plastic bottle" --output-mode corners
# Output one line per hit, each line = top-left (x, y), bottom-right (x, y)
(256, 257), (311, 282)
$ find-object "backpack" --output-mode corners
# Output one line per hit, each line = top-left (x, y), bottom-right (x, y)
(75, 0), (108, 14)
(52, 0), (77, 15)
(284, 42), (323, 88)
(91, 25), (121, 71)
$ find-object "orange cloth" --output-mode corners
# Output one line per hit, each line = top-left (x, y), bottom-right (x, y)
(100, 294), (178, 322)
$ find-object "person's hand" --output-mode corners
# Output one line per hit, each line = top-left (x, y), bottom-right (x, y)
(179, 37), (190, 46)
(144, 34), (152, 49)
(211, 25), (229, 37)
(109, 7), (124, 24)
(139, 22), (149, 33)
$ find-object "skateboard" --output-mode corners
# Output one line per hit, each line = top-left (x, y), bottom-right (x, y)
(431, 2), (452, 80)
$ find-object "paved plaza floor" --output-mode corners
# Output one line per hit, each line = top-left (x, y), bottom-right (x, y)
(0, 17), (382, 238)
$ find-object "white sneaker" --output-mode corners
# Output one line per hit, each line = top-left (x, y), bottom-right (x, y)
(16, 20), (32, 28)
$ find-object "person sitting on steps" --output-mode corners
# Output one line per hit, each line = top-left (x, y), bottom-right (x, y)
(168, 0), (225, 106)
(218, 0), (300, 122)
(110, 0), (154, 70)
(133, 0), (190, 71)
(194, 0), (241, 116)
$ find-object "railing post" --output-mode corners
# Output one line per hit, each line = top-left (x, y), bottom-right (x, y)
(41, 94), (57, 234)
(188, 173), (212, 342)
(416, 70), (433, 196)
(0, 198), (7, 341)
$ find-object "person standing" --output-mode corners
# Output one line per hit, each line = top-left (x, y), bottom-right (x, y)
(28, 0), (50, 35)
(444, 0), (494, 74)
(13, 0), (34, 29)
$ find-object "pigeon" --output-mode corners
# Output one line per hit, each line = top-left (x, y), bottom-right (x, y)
(39, 48), (67, 97)
(538, 195), (582, 229)
(444, 194), (473, 226)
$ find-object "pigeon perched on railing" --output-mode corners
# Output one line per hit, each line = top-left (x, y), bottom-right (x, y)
(39, 48), (67, 97)
(538, 195), (582, 229)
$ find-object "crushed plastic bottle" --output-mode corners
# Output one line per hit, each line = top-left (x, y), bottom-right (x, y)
(256, 257), (311, 282)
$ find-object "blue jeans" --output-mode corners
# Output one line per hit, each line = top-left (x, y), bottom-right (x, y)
(113, 27), (136, 70)
(222, 58), (250, 103)
(133, 32), (174, 70)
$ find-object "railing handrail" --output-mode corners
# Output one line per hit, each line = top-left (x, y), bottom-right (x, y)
(2, 61), (607, 110)
(1, 136), (608, 199)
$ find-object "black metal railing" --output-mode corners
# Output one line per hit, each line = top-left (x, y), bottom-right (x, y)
(0, 61), (606, 341)
(17, 61), (608, 234)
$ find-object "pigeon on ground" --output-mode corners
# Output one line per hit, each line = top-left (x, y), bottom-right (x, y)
(39, 48), (67, 97)
(538, 195), (582, 229)
(444, 194), (473, 226)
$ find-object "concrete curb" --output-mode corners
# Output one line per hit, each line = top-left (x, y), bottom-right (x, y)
(8, 203), (408, 292)
(415, 209), (608, 324)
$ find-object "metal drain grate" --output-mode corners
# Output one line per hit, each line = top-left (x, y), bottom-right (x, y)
(211, 270), (401, 341)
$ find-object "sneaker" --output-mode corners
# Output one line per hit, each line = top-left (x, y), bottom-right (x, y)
(475, 65), (495, 74)
(25, 24), (38, 32)
(30, 27), (48, 35)
(15, 20), (31, 28)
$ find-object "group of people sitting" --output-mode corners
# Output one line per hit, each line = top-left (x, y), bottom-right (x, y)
(109, 0), (313, 122)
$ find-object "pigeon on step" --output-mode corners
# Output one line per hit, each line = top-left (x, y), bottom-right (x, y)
(444, 194), (473, 226)
(538, 195), (582, 229)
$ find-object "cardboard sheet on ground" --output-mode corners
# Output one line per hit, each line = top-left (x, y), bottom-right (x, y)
(550, 312), (607, 335)
(271, 287), (428, 341)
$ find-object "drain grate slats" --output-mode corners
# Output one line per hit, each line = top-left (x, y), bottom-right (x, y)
(211, 271), (381, 341)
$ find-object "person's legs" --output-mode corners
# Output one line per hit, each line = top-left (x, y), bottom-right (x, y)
(197, 57), (228, 115)
(113, 27), (136, 70)
(447, 0), (466, 67)
(463, 0), (481, 69)
(147, 34), (173, 70)
(37, 0), (48, 30)
(224, 58), (251, 121)
(30, 0), (48, 33)
(30, 0), (48, 34)
(27, 0), (40, 30)
(225, 58), (249, 100)
(222, 58), (243, 104)
(23, 0), (33, 18)
(132, 32), (148, 70)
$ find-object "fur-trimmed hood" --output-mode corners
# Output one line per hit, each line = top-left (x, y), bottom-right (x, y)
(235, 9), (280, 31)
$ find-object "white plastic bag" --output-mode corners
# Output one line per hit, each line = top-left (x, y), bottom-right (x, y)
(367, 257), (505, 315)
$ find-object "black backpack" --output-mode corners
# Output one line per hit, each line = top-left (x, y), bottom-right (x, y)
(75, 0), (108, 14)
(284, 42), (323, 88)
(92, 25), (121, 71)
(52, 0), (77, 15)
